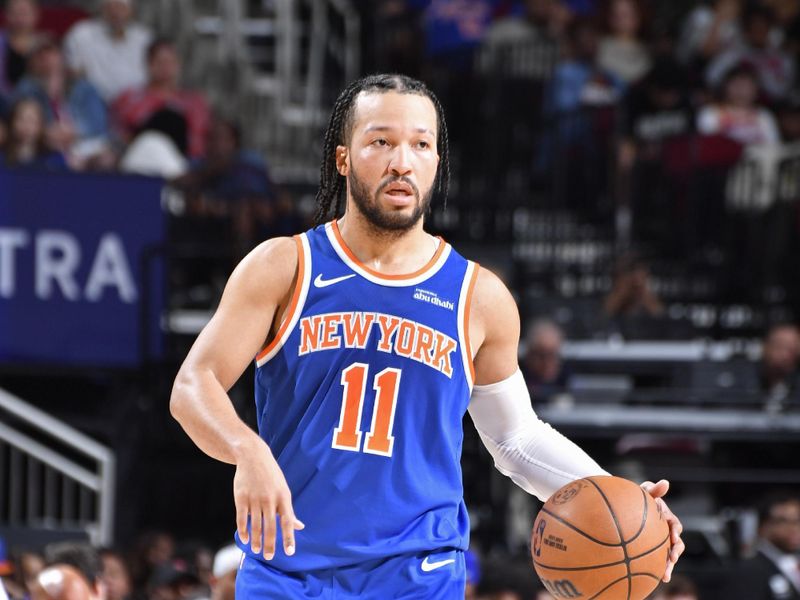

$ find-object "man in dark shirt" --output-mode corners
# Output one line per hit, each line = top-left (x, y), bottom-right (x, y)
(757, 324), (800, 412)
(722, 493), (800, 600)
(618, 60), (694, 250)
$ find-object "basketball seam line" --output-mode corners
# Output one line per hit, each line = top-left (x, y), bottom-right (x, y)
(625, 488), (650, 544)
(586, 477), (631, 600)
(532, 532), (671, 572)
(585, 572), (663, 600)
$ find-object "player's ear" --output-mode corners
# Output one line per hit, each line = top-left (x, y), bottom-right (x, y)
(335, 145), (349, 176)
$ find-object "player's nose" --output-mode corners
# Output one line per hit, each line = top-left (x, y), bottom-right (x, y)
(388, 143), (412, 176)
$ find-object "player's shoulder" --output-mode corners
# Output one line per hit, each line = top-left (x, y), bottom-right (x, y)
(472, 265), (516, 310)
(244, 235), (298, 271)
(470, 265), (520, 330)
(228, 236), (299, 300)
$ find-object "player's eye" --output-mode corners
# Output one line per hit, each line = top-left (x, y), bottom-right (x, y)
(373, 138), (389, 147)
(416, 140), (429, 149)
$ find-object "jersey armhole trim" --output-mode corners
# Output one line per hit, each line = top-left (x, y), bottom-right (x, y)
(255, 234), (311, 366)
(458, 261), (480, 389)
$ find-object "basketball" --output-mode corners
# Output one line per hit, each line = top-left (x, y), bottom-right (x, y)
(531, 476), (671, 600)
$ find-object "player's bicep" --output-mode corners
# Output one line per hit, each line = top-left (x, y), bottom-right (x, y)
(181, 237), (297, 390)
(469, 267), (521, 385)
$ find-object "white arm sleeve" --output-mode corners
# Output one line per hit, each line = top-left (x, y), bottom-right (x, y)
(468, 369), (608, 501)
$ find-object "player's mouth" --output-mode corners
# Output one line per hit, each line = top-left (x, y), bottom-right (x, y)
(382, 182), (416, 206)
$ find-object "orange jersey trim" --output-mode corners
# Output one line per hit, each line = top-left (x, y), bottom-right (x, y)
(256, 235), (305, 361)
(463, 263), (480, 384)
(331, 220), (446, 281)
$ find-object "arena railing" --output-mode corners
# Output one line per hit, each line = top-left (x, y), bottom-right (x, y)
(0, 388), (115, 545)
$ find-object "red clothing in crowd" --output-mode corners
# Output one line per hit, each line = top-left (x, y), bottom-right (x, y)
(112, 87), (210, 158)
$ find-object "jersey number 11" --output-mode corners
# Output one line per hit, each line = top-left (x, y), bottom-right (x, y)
(332, 363), (401, 457)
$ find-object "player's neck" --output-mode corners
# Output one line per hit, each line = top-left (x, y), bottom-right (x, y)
(336, 211), (437, 276)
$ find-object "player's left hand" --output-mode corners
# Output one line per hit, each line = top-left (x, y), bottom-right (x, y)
(641, 479), (684, 582)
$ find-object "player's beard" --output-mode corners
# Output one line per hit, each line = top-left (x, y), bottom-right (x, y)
(348, 166), (433, 235)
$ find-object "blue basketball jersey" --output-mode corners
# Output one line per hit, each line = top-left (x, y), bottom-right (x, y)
(235, 220), (479, 573)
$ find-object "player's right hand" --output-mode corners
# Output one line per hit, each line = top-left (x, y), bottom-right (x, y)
(233, 438), (305, 560)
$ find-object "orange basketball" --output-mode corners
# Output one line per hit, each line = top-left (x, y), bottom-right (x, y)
(531, 475), (671, 600)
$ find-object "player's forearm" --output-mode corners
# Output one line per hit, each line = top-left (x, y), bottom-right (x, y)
(170, 367), (265, 465)
(474, 421), (607, 501)
(468, 369), (608, 501)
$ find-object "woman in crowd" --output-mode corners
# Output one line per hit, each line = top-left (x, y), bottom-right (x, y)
(697, 64), (780, 146)
(597, 0), (651, 85)
(1, 97), (68, 169)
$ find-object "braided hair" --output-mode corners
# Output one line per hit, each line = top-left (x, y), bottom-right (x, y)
(314, 74), (450, 225)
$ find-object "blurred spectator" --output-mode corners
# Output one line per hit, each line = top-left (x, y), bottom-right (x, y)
(479, 0), (569, 78)
(777, 90), (800, 142)
(171, 116), (293, 254)
(618, 59), (694, 171)
(597, 0), (651, 85)
(208, 546), (240, 600)
(648, 575), (700, 599)
(521, 319), (570, 404)
(697, 65), (780, 146)
(541, 16), (621, 212)
(128, 532), (174, 597)
(0, 0), (43, 96)
(757, 323), (800, 411)
(40, 543), (104, 600)
(603, 254), (665, 338)
(5, 550), (45, 600)
(1, 97), (67, 169)
(421, 0), (495, 70)
(420, 0), (497, 145)
(63, 0), (152, 102)
(112, 39), (210, 161)
(146, 561), (204, 600)
(604, 255), (664, 317)
(535, 590), (555, 600)
(1, 577), (7, 600)
(29, 566), (94, 600)
(721, 492), (800, 599)
(13, 39), (112, 170)
(545, 17), (622, 116)
(98, 551), (130, 600)
(189, 547), (211, 594)
(370, 1), (425, 77)
(677, 0), (742, 66)
(485, 0), (571, 44)
(618, 59), (694, 250)
(706, 4), (795, 103)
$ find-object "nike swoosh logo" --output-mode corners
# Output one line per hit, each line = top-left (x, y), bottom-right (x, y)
(314, 273), (356, 288)
(421, 557), (455, 572)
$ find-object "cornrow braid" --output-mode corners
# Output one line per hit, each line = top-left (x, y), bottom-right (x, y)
(314, 73), (450, 225)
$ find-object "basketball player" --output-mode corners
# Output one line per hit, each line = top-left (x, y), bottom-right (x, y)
(170, 74), (684, 598)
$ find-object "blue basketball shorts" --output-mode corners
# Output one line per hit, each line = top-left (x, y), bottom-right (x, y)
(235, 548), (466, 599)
